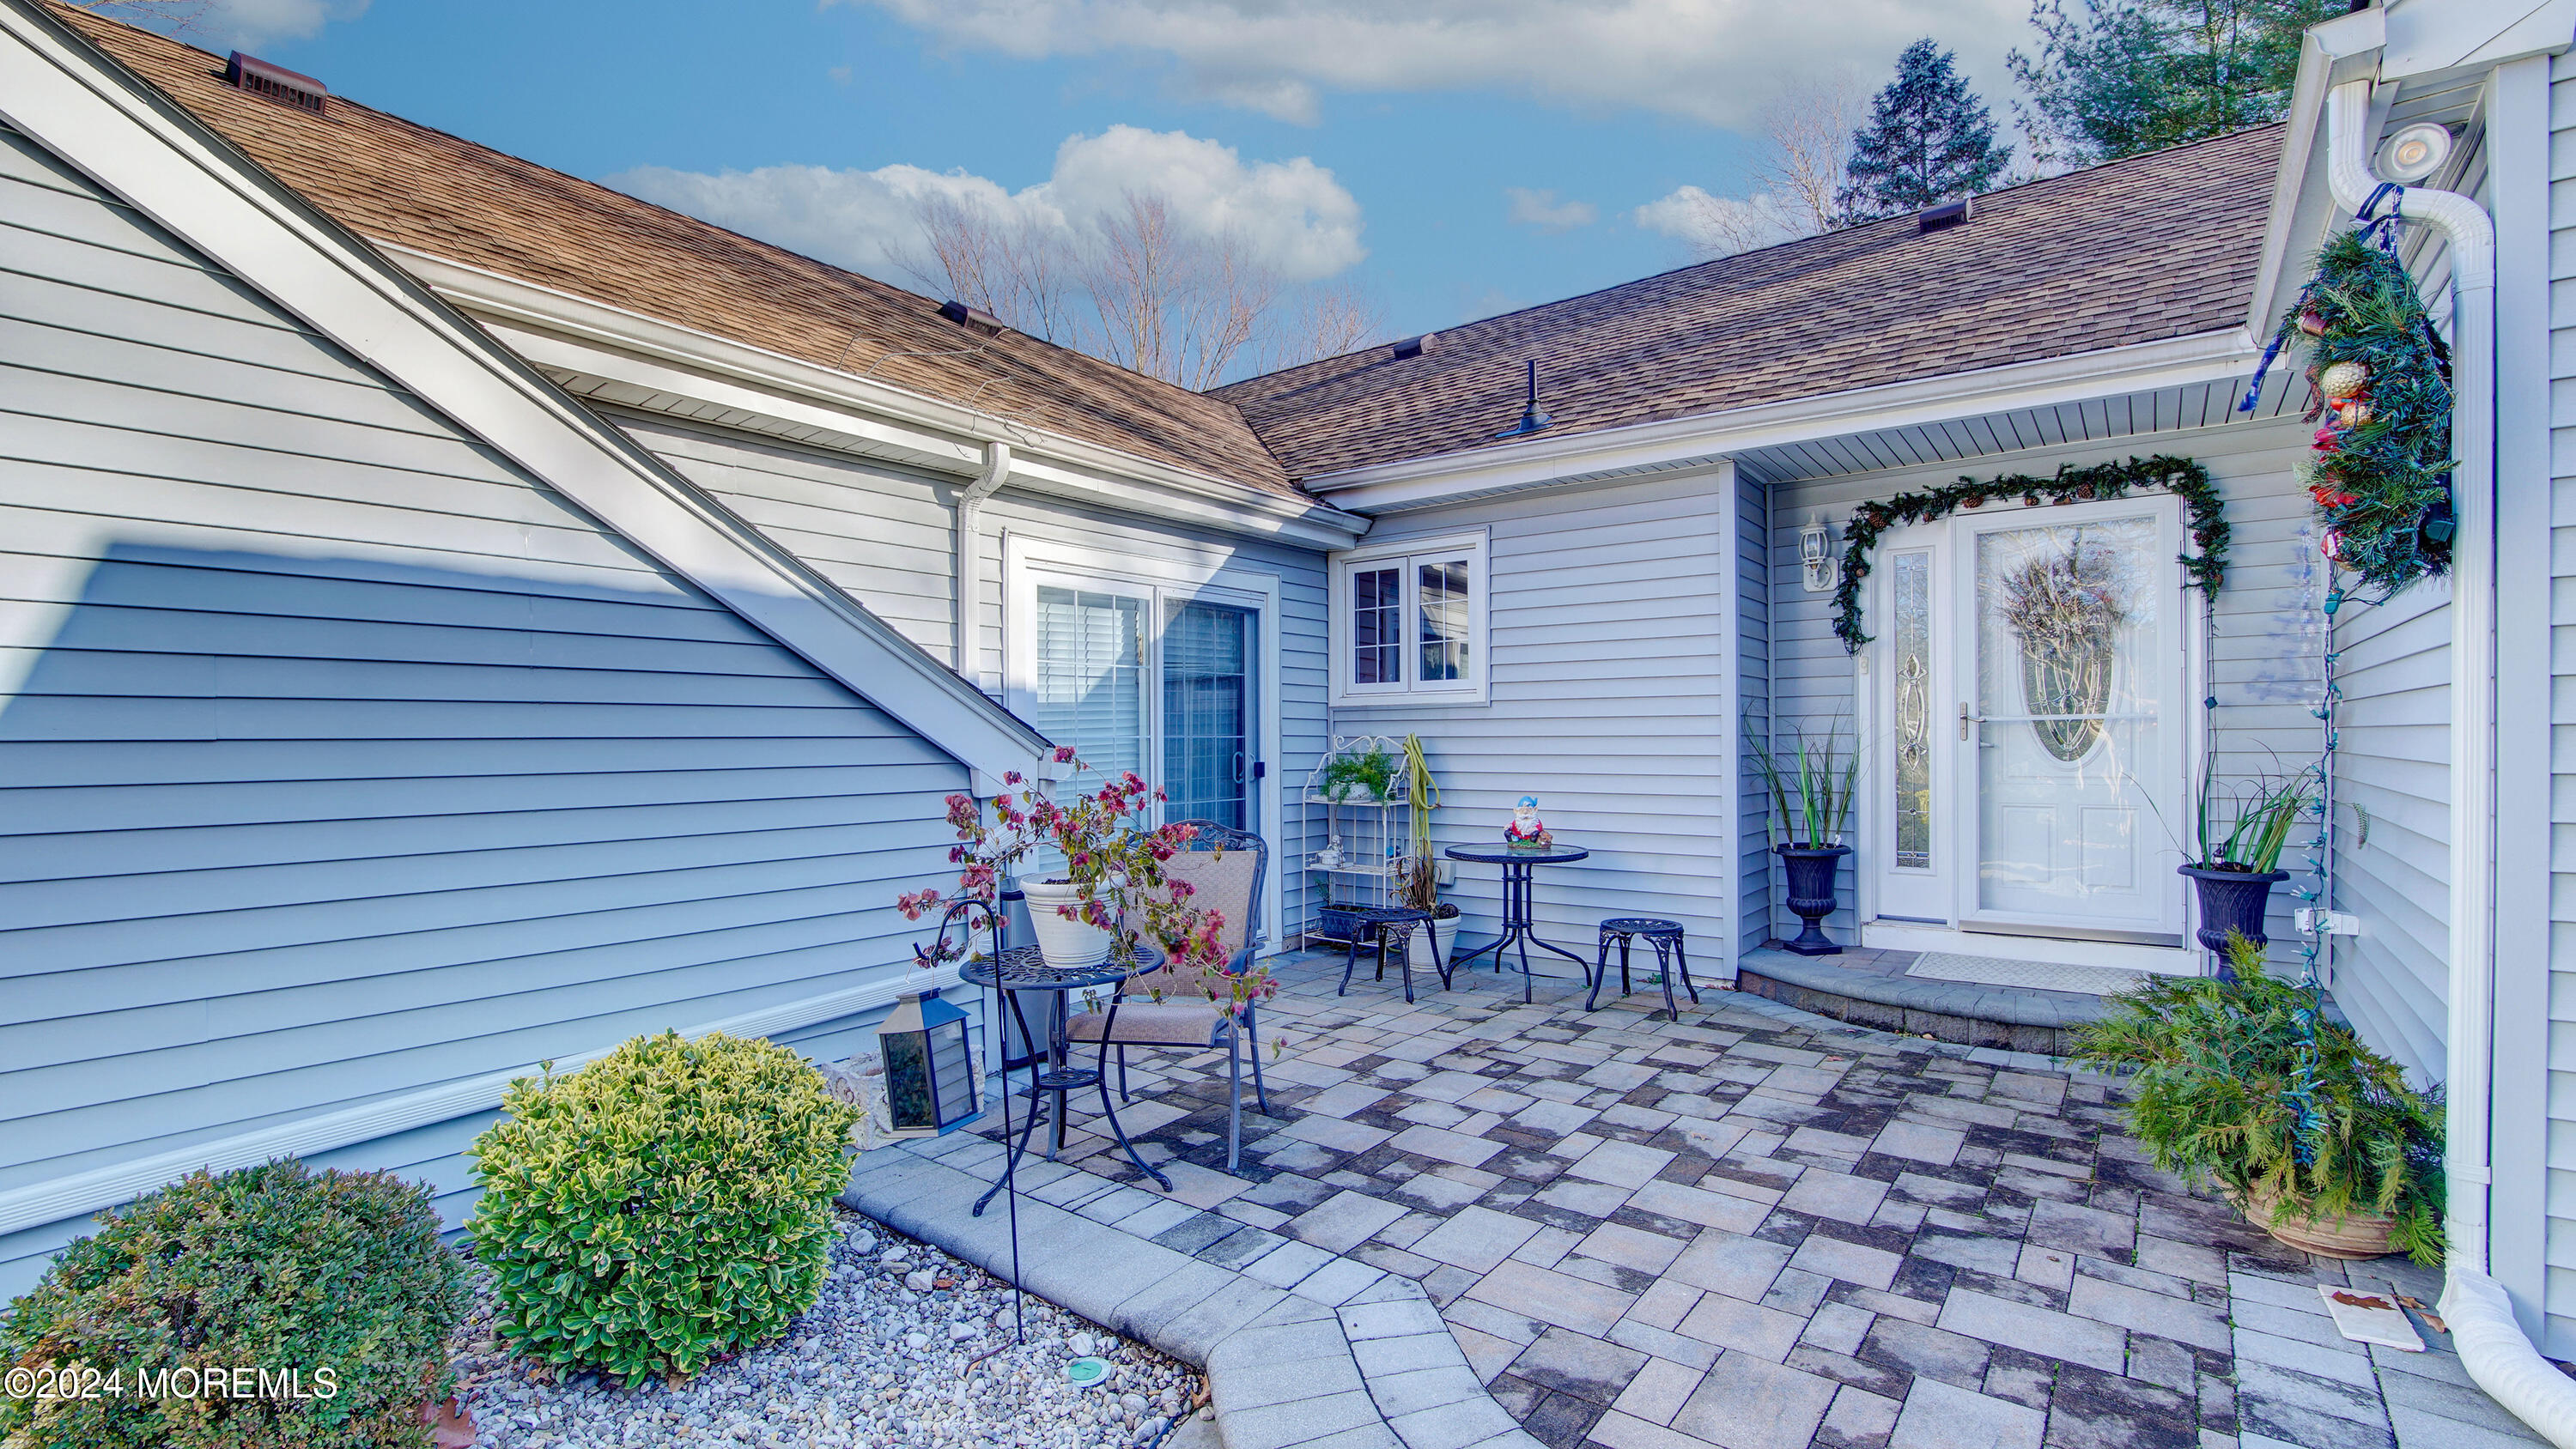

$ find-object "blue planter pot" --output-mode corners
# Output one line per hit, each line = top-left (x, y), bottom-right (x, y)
(2181, 864), (2288, 974)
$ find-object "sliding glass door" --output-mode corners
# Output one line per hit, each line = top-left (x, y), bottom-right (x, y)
(1162, 601), (1254, 829)
(1027, 584), (1261, 835)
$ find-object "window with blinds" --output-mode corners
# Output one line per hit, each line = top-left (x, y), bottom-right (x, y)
(1033, 586), (1146, 785)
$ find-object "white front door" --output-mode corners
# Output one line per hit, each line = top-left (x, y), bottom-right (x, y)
(1867, 497), (2189, 942)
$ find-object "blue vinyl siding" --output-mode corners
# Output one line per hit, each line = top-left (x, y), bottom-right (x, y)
(0, 122), (967, 1295)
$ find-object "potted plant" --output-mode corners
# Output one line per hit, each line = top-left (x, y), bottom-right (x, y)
(1750, 719), (1859, 956)
(1315, 743), (1398, 803)
(2074, 932), (2445, 1263)
(2179, 759), (2317, 967)
(898, 747), (1239, 986)
(1395, 734), (1455, 971)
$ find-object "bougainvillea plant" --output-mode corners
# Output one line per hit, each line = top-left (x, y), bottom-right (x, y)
(2263, 227), (2455, 597)
(1832, 454), (2228, 653)
(896, 747), (1273, 1009)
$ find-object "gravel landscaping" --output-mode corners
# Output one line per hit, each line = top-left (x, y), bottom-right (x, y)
(447, 1210), (1206, 1449)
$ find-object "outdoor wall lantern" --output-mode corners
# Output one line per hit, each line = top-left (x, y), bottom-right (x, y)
(878, 986), (981, 1137)
(1801, 515), (1839, 593)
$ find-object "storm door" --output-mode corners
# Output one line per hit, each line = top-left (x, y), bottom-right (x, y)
(1866, 497), (2187, 941)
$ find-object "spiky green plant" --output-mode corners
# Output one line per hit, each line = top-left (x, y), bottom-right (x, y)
(1748, 718), (1861, 848)
(2191, 756), (2319, 874)
(2073, 932), (2445, 1264)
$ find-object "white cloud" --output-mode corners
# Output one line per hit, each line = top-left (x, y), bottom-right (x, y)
(111, 0), (372, 49)
(834, 0), (2026, 129)
(609, 125), (1364, 284)
(1634, 184), (1808, 258)
(1504, 187), (1596, 234)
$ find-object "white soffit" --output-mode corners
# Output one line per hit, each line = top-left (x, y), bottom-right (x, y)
(2383, 0), (2576, 81)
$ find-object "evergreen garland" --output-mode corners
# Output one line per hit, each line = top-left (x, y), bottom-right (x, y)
(2263, 227), (2455, 597)
(1832, 454), (2228, 653)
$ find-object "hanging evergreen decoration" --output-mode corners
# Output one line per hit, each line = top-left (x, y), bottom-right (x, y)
(1832, 454), (2228, 653)
(2241, 191), (2455, 597)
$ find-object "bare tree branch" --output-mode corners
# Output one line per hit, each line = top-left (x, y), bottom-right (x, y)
(1757, 74), (1864, 235)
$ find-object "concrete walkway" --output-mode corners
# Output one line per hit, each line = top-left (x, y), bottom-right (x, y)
(860, 951), (2539, 1449)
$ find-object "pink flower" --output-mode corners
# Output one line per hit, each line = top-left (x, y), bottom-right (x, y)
(1053, 745), (1078, 764)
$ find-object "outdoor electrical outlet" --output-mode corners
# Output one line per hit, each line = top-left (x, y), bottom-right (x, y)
(2294, 908), (2360, 937)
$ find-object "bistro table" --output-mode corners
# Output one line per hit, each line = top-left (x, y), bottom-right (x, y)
(1443, 843), (1592, 1003)
(963, 943), (1171, 1217)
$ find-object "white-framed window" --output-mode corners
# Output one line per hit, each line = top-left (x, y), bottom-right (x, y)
(1330, 531), (1488, 706)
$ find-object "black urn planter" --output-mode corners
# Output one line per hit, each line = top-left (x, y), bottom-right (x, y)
(1777, 844), (1854, 956)
(2180, 864), (2289, 974)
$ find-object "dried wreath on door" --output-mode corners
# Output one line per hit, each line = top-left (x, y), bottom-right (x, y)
(1992, 536), (2130, 762)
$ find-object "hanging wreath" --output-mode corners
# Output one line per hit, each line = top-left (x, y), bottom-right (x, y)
(2255, 221), (2455, 597)
(1832, 454), (2228, 653)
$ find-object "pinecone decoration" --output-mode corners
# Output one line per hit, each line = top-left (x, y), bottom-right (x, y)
(2319, 361), (2370, 399)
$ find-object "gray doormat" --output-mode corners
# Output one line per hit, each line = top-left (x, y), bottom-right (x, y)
(1905, 951), (2149, 997)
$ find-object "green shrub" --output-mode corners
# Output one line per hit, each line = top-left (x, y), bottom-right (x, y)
(465, 1031), (860, 1383)
(2073, 933), (2445, 1264)
(0, 1157), (467, 1449)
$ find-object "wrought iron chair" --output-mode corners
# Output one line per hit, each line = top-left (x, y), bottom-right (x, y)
(1064, 820), (1272, 1171)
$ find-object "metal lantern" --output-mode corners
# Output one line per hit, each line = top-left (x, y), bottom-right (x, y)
(878, 987), (980, 1137)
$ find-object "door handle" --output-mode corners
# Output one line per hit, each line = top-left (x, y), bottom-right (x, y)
(1959, 703), (1971, 741)
(1232, 750), (1246, 785)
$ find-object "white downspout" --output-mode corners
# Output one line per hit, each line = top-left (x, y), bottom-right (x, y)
(2326, 79), (2576, 1445)
(956, 441), (1011, 693)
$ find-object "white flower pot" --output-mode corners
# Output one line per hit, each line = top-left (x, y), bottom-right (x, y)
(1020, 878), (1110, 968)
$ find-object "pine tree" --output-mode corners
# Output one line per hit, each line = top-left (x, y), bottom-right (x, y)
(2008, 0), (2342, 170)
(1836, 39), (2014, 223)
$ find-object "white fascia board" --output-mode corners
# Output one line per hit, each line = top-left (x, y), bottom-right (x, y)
(390, 249), (1370, 552)
(2384, 0), (2576, 81)
(0, 0), (1048, 780)
(1306, 328), (2258, 513)
(2245, 12), (2384, 335)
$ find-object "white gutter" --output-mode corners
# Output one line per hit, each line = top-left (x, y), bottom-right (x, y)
(957, 441), (1010, 688)
(2323, 75), (2563, 1441)
(1301, 328), (2258, 512)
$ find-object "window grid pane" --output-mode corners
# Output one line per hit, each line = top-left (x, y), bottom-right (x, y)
(1352, 567), (1402, 685)
(1417, 559), (1469, 683)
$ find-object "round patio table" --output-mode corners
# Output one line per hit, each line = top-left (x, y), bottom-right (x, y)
(963, 944), (1170, 1218)
(1443, 844), (1591, 1003)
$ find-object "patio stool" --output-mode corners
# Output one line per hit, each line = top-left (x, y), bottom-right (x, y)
(1588, 918), (1697, 1020)
(1335, 906), (1448, 1003)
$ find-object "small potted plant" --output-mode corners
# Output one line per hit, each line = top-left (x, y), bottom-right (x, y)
(2179, 759), (2317, 968)
(2075, 931), (2445, 1263)
(1315, 743), (1398, 803)
(1751, 719), (1858, 955)
(898, 747), (1238, 985)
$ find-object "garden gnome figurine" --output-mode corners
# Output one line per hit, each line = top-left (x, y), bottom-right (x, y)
(1504, 796), (1552, 850)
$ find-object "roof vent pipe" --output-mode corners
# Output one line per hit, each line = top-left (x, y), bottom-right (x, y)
(224, 52), (326, 114)
(1495, 359), (1552, 438)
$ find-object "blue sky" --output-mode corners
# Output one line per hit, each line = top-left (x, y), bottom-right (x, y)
(169, 0), (2032, 348)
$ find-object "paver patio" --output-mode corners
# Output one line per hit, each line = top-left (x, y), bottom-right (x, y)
(969, 949), (2537, 1449)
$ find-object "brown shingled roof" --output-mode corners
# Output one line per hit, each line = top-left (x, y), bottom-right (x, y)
(1212, 125), (2281, 481)
(52, 4), (1302, 500)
